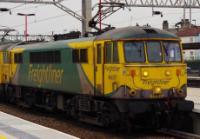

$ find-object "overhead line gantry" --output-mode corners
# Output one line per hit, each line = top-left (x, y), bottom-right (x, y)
(0, 0), (200, 35)
(1, 0), (200, 8)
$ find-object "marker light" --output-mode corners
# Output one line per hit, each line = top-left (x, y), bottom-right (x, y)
(153, 87), (161, 95)
(165, 70), (171, 76)
(143, 71), (149, 77)
(176, 69), (181, 76)
(130, 69), (136, 77)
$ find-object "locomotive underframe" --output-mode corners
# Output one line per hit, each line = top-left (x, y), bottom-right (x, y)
(0, 84), (194, 128)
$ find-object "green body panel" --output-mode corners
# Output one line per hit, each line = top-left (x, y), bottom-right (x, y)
(14, 46), (84, 94)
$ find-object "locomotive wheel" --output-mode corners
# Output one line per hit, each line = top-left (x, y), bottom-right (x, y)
(171, 112), (193, 132)
(98, 102), (120, 127)
(65, 97), (79, 120)
(24, 92), (35, 107)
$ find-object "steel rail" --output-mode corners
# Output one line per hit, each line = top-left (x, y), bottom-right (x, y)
(157, 129), (200, 139)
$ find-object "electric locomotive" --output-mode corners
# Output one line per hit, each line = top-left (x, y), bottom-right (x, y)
(0, 26), (194, 127)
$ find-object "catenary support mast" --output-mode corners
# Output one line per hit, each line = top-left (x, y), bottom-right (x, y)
(82, 0), (92, 35)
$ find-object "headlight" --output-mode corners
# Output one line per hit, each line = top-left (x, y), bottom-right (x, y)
(165, 70), (171, 76)
(143, 71), (149, 77)
(153, 87), (161, 95)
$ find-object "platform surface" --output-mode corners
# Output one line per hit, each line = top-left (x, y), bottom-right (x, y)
(188, 76), (200, 80)
(0, 111), (79, 139)
(187, 87), (200, 113)
(187, 76), (200, 81)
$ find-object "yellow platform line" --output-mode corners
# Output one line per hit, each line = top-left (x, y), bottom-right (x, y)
(0, 134), (7, 139)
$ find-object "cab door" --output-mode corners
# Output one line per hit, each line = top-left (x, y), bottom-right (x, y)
(103, 41), (120, 96)
(2, 51), (11, 83)
(94, 41), (104, 96)
(94, 41), (120, 96)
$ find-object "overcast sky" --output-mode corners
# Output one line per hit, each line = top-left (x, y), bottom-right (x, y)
(0, 0), (200, 35)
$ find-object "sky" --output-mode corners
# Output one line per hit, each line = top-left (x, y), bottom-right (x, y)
(0, 0), (200, 35)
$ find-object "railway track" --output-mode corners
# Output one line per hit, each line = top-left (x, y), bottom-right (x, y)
(187, 76), (200, 87)
(0, 103), (199, 139)
(158, 129), (200, 139)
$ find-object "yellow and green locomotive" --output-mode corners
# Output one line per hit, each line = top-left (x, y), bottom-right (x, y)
(0, 26), (194, 127)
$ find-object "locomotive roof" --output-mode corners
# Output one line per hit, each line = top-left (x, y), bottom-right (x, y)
(13, 37), (94, 51)
(9, 26), (178, 51)
(0, 42), (19, 51)
(95, 26), (179, 40)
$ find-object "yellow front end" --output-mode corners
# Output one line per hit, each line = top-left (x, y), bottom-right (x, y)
(103, 39), (187, 100)
(123, 64), (187, 99)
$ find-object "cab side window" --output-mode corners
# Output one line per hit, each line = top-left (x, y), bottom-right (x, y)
(104, 42), (119, 64)
(3, 52), (10, 63)
(105, 43), (112, 63)
(72, 49), (88, 63)
(72, 49), (79, 63)
(80, 49), (88, 63)
(14, 53), (23, 64)
(113, 42), (119, 63)
(97, 44), (101, 64)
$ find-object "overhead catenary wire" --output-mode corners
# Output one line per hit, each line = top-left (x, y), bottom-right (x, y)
(11, 9), (82, 29)
(0, 25), (10, 28)
(11, 10), (199, 35)
(13, 9), (199, 29)
(11, 14), (68, 28)
(0, 3), (25, 16)
(108, 10), (200, 27)
(2, 1), (200, 35)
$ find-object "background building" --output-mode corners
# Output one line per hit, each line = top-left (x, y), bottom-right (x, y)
(163, 20), (200, 61)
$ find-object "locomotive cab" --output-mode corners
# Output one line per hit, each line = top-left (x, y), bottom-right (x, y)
(122, 39), (187, 100)
(94, 26), (193, 116)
